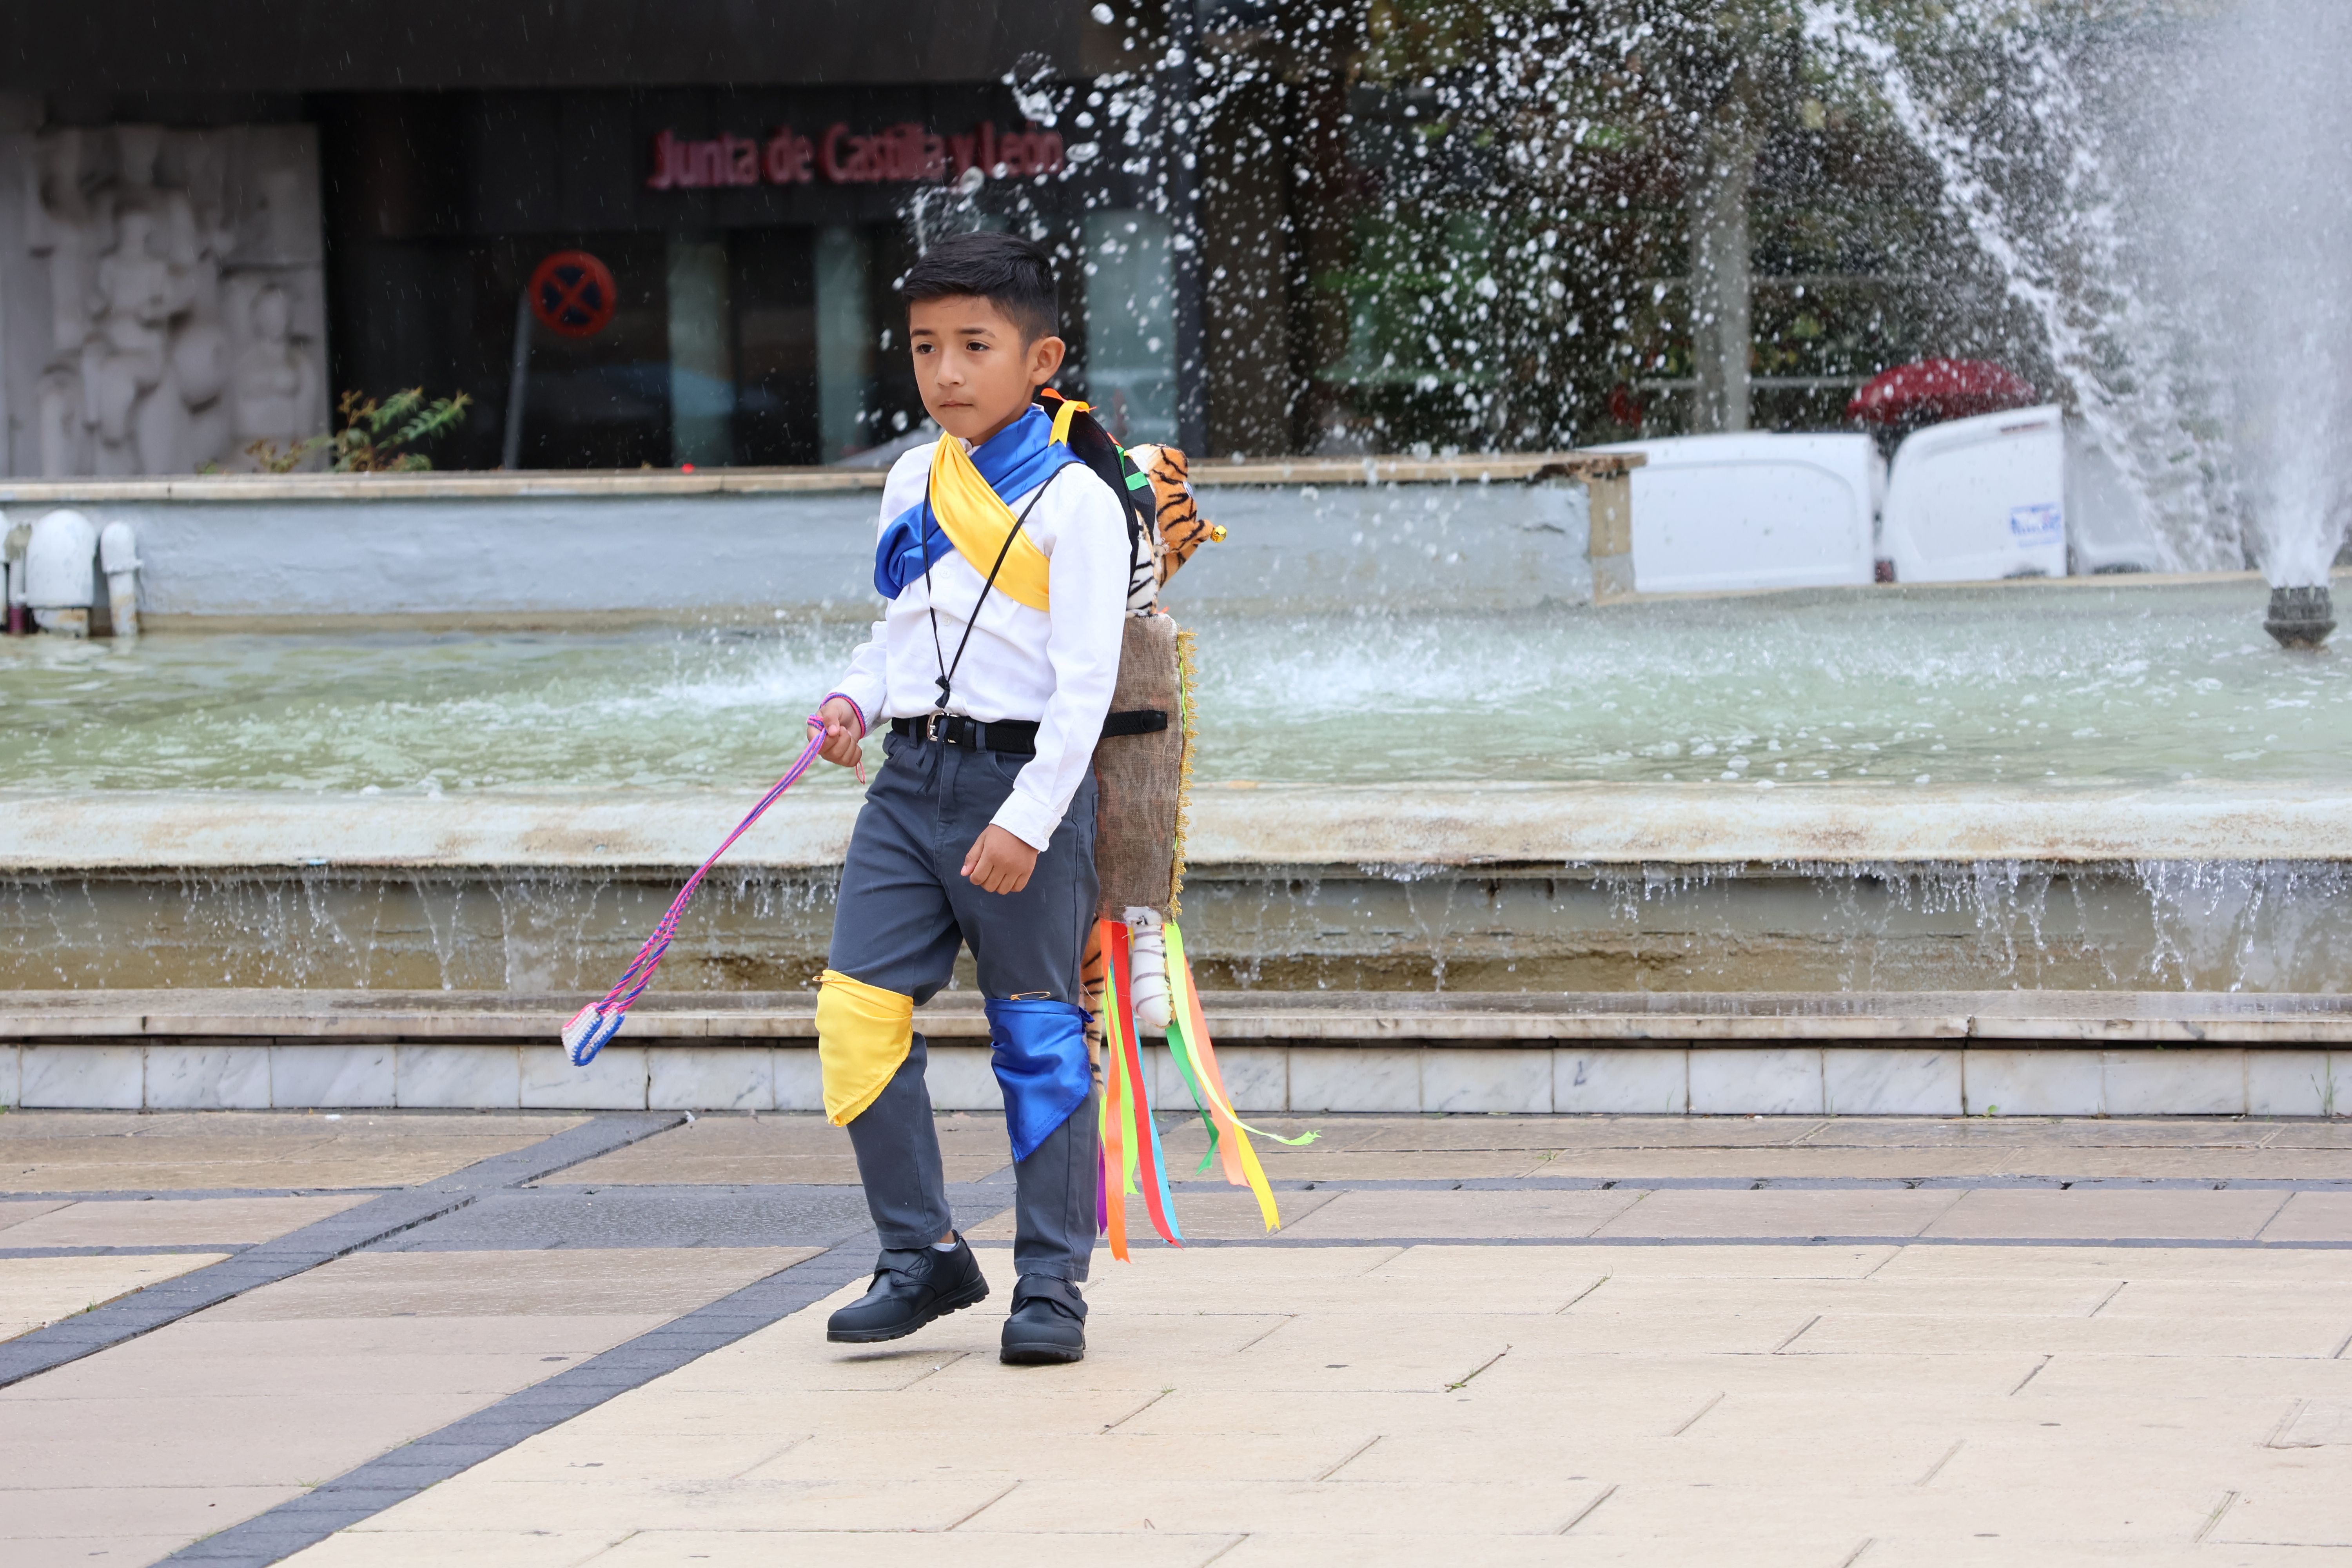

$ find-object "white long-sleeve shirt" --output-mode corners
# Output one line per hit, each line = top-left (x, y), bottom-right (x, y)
(829, 439), (1128, 850)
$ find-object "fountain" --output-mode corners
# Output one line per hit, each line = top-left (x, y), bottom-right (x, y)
(2266, 586), (2336, 650)
(7, 4), (2352, 1115)
(1807, 0), (2352, 642)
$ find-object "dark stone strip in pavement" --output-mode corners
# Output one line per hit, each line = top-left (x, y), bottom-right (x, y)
(0, 1243), (257, 1259)
(361, 1178), (1013, 1252)
(414, 1112), (686, 1191)
(159, 1212), (1007, 1567)
(0, 1112), (683, 1390)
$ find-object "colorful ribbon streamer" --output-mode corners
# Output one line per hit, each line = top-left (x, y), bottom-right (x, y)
(1095, 915), (1315, 1255)
(1098, 917), (1180, 1259)
(1107, 920), (1183, 1249)
(564, 715), (828, 1066)
(1162, 921), (1317, 1229)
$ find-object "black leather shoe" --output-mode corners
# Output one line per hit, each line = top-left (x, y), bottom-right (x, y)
(1000, 1274), (1087, 1364)
(826, 1238), (989, 1344)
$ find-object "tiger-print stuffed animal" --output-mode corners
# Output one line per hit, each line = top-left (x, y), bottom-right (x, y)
(1122, 443), (1225, 607)
(1080, 933), (1110, 1065)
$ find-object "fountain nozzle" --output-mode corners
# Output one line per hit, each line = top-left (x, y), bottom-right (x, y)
(2265, 585), (2336, 649)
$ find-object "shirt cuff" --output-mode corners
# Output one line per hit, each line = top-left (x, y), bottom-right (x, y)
(989, 792), (1059, 853)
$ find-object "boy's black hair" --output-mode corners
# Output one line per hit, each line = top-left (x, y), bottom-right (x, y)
(900, 231), (1060, 344)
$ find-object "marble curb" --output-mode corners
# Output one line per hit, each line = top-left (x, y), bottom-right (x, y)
(0, 451), (1600, 506)
(13, 989), (2352, 1045)
(0, 1038), (2339, 1118)
(6, 780), (2352, 872)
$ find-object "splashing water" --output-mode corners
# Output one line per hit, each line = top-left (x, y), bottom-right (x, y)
(1802, 0), (2352, 584)
(1067, 4), (2345, 574)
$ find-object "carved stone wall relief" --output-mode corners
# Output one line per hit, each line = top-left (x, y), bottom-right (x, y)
(0, 124), (328, 475)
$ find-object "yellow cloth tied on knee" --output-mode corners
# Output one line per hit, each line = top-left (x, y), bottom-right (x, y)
(817, 970), (914, 1126)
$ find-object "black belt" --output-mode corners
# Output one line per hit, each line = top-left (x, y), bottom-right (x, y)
(891, 708), (1167, 756)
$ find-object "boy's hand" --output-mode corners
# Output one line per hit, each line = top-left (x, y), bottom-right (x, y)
(817, 697), (866, 782)
(962, 825), (1038, 895)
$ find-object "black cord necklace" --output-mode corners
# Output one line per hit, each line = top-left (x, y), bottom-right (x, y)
(922, 470), (1061, 711)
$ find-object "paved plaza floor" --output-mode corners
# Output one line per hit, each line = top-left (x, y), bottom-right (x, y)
(6, 1109), (2352, 1565)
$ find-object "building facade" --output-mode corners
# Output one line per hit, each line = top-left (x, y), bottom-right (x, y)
(0, 1), (1183, 474)
(0, 2), (2004, 473)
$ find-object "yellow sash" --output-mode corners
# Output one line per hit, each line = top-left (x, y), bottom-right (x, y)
(922, 401), (1094, 614)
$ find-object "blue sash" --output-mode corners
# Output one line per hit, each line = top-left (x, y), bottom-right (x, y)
(871, 406), (1083, 601)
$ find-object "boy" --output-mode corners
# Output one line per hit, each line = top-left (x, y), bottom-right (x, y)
(810, 232), (1126, 1365)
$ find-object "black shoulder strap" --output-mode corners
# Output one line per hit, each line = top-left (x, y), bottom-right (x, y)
(1036, 388), (1154, 558)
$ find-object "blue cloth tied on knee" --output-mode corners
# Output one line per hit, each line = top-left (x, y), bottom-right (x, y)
(985, 997), (1092, 1161)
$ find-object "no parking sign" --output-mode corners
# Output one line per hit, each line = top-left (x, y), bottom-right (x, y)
(528, 251), (617, 339)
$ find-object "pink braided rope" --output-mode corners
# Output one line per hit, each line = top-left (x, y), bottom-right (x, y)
(565, 715), (828, 1064)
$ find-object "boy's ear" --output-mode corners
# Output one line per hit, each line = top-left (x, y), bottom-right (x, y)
(1027, 334), (1067, 388)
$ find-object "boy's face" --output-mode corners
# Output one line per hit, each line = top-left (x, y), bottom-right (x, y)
(908, 295), (1067, 445)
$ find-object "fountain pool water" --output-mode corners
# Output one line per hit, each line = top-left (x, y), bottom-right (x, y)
(2, 578), (2344, 794)
(9, 574), (2352, 999)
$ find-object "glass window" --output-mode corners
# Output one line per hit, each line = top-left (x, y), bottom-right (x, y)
(1080, 209), (1176, 445)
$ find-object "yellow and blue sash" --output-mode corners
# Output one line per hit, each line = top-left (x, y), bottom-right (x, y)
(872, 403), (1088, 610)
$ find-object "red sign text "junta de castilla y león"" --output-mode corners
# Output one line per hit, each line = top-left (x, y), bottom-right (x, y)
(646, 123), (1066, 190)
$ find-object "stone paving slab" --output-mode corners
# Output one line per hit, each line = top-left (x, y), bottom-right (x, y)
(159, 1240), (893, 1566)
(1272, 1187), (1640, 1240)
(0, 1253), (227, 1341)
(548, 1110), (1012, 1187)
(0, 1111), (591, 1193)
(0, 1195), (370, 1248)
(1924, 1189), (2294, 1241)
(2256, 1191), (2352, 1242)
(282, 1241), (2352, 1565)
(1591, 1187), (1965, 1238)
(0, 1247), (818, 1566)
(272, 1531), (632, 1568)
(983, 1184), (2352, 1249)
(1877, 1243), (2352, 1282)
(0, 1114), (686, 1392)
(1142, 1114), (2352, 1185)
(11, 1111), (2352, 1566)
(206, 1249), (817, 1320)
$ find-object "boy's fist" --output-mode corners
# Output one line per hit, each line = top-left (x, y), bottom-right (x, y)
(817, 697), (866, 780)
(962, 824), (1039, 895)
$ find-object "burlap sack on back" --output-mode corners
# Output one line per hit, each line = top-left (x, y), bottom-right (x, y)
(1093, 611), (1184, 921)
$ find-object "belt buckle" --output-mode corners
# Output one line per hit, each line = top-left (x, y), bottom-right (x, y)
(922, 713), (942, 743)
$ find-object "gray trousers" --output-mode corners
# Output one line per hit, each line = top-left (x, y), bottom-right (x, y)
(828, 731), (1101, 1281)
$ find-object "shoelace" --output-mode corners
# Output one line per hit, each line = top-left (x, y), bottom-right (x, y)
(563, 715), (828, 1066)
